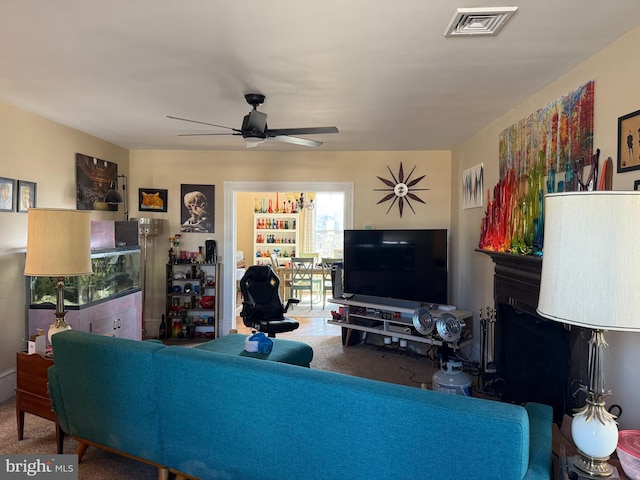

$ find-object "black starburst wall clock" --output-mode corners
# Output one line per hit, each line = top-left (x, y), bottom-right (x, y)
(374, 162), (429, 217)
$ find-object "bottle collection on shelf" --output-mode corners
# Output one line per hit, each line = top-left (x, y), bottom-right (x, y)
(167, 234), (217, 264)
(255, 217), (296, 230)
(254, 213), (298, 259)
(255, 192), (311, 214)
(255, 233), (295, 244)
(256, 248), (296, 259)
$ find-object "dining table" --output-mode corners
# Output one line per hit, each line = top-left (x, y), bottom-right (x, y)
(271, 261), (325, 304)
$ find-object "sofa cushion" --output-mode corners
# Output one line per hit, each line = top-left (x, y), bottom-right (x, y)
(193, 333), (313, 367)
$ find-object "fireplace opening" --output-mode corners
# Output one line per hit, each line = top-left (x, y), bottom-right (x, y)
(481, 250), (588, 424)
(496, 303), (571, 423)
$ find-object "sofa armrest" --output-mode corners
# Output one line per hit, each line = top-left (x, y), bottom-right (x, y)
(47, 366), (70, 435)
(523, 402), (553, 480)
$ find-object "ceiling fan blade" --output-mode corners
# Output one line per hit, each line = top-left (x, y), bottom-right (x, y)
(177, 133), (239, 137)
(167, 115), (242, 133)
(266, 126), (338, 136)
(271, 135), (323, 147)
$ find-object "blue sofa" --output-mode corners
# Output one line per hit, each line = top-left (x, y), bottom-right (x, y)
(48, 330), (552, 480)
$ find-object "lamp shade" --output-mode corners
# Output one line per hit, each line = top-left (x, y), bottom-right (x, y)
(104, 188), (123, 204)
(537, 191), (640, 331)
(24, 208), (93, 277)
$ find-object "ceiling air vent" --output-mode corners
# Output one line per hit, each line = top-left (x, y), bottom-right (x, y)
(444, 7), (518, 37)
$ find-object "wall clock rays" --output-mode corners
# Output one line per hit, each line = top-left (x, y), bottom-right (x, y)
(375, 162), (429, 217)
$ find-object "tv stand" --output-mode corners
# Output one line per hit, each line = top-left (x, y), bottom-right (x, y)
(328, 297), (472, 349)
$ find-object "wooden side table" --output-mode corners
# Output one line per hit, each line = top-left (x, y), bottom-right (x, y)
(15, 351), (64, 453)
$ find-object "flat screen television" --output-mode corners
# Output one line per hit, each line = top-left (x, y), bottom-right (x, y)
(343, 229), (448, 305)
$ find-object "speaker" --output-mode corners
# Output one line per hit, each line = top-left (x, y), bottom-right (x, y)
(331, 263), (344, 298)
(205, 239), (217, 263)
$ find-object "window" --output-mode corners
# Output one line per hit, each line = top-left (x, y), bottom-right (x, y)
(312, 192), (344, 259)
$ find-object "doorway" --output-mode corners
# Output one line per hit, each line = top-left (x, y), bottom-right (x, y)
(222, 181), (354, 335)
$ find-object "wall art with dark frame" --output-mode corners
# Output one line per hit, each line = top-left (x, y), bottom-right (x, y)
(75, 153), (119, 210)
(617, 108), (640, 173)
(138, 188), (168, 213)
(0, 177), (16, 212)
(17, 180), (37, 213)
(180, 184), (214, 233)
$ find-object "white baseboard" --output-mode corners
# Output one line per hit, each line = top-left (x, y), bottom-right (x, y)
(145, 318), (160, 339)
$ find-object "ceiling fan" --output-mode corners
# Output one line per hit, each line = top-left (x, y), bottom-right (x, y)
(168, 93), (339, 148)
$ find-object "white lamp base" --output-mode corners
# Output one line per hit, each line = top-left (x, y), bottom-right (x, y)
(568, 455), (620, 479)
(48, 319), (72, 344)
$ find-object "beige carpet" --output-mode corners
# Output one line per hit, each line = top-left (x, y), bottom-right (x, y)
(0, 401), (158, 479)
(0, 334), (440, 479)
(300, 334), (439, 388)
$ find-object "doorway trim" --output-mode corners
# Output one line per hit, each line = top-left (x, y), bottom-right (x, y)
(222, 181), (354, 335)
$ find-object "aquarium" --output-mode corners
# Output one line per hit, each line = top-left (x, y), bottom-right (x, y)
(29, 246), (141, 308)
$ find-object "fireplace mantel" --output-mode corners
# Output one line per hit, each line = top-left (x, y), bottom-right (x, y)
(477, 249), (542, 313)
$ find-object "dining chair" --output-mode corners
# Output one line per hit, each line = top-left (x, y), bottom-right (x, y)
(298, 252), (323, 300)
(289, 257), (315, 309)
(270, 253), (289, 299)
(299, 252), (319, 264)
(320, 257), (342, 309)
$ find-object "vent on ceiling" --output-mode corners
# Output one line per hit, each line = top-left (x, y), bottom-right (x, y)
(444, 6), (518, 37)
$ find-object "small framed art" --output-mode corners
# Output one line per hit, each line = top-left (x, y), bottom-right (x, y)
(139, 188), (168, 213)
(617, 109), (640, 173)
(17, 180), (37, 213)
(0, 177), (15, 212)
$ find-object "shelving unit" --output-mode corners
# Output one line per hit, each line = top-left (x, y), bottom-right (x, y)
(328, 297), (473, 350)
(253, 213), (299, 265)
(166, 262), (221, 341)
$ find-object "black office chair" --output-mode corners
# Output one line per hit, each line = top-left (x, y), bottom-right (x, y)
(239, 265), (300, 337)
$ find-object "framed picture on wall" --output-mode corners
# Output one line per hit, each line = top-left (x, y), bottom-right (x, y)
(180, 184), (214, 233)
(75, 153), (119, 211)
(17, 180), (37, 213)
(0, 177), (15, 212)
(138, 188), (168, 213)
(617, 109), (640, 173)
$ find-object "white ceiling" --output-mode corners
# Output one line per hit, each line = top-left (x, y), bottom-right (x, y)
(1, 1), (639, 152)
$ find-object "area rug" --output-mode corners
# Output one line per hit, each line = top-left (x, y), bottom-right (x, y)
(295, 334), (438, 388)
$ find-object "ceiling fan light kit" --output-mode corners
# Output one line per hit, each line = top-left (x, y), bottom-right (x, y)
(169, 93), (338, 148)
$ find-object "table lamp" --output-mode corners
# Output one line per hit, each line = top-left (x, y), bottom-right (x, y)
(24, 208), (93, 343)
(537, 191), (640, 477)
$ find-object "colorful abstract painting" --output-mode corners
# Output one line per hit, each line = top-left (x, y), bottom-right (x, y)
(498, 80), (594, 180)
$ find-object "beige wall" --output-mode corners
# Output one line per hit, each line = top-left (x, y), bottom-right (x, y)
(451, 26), (640, 429)
(128, 149), (452, 333)
(0, 101), (129, 399)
